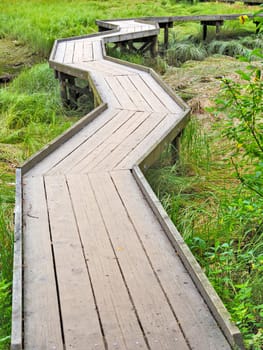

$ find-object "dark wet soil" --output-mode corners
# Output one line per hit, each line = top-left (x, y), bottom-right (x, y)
(0, 39), (40, 84)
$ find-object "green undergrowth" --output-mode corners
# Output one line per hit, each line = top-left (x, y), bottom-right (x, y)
(146, 117), (263, 348)
(0, 64), (76, 160)
(166, 32), (263, 66)
(0, 0), (259, 57)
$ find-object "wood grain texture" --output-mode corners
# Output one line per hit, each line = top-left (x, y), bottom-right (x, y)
(45, 175), (105, 350)
(23, 176), (64, 350)
(64, 41), (75, 63)
(89, 172), (189, 350)
(94, 112), (167, 171)
(67, 174), (148, 350)
(50, 109), (135, 175)
(76, 111), (150, 173)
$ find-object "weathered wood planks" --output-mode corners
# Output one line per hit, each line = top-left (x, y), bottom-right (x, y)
(23, 176), (64, 350)
(12, 14), (245, 350)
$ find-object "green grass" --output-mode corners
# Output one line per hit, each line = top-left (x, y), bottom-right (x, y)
(146, 117), (263, 348)
(0, 0), (260, 57)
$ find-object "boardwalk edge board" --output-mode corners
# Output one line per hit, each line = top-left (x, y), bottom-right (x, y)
(137, 112), (190, 170)
(20, 103), (107, 175)
(11, 15), (248, 349)
(11, 168), (23, 350)
(132, 165), (245, 350)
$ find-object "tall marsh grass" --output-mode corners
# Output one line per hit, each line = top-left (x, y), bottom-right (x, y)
(146, 117), (263, 348)
(0, 0), (260, 57)
(0, 64), (75, 158)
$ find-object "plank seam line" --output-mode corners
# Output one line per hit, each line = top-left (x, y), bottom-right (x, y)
(65, 176), (108, 350)
(103, 76), (125, 108)
(87, 173), (151, 350)
(126, 75), (153, 111)
(66, 110), (137, 174)
(43, 176), (65, 348)
(90, 111), (152, 171)
(138, 74), (171, 112)
(44, 109), (121, 175)
(113, 112), (168, 169)
(110, 171), (192, 349)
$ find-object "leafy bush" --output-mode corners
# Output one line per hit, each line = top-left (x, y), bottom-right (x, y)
(216, 49), (263, 197)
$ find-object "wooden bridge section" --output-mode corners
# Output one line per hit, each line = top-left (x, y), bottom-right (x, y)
(11, 17), (246, 350)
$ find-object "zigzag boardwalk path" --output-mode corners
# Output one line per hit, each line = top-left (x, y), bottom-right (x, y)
(11, 18), (246, 350)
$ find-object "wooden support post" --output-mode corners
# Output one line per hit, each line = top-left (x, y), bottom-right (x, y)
(171, 132), (182, 164)
(138, 40), (152, 54)
(216, 22), (221, 36)
(57, 72), (69, 108)
(150, 35), (158, 58)
(202, 23), (208, 40)
(67, 76), (78, 109)
(164, 23), (169, 50)
(201, 20), (224, 40)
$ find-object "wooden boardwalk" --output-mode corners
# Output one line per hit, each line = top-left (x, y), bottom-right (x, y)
(12, 18), (245, 350)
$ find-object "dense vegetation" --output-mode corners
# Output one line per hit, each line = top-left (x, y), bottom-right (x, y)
(0, 0), (262, 349)
(147, 56), (263, 347)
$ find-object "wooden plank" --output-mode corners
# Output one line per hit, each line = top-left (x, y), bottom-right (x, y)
(23, 176), (64, 350)
(89, 71), (122, 108)
(101, 60), (138, 75)
(105, 76), (137, 110)
(73, 40), (84, 63)
(92, 40), (103, 60)
(129, 74), (168, 113)
(23, 103), (108, 176)
(73, 111), (150, 173)
(140, 73), (182, 114)
(89, 61), (137, 76)
(83, 41), (94, 61)
(44, 175), (105, 350)
(132, 166), (245, 350)
(11, 169), (22, 350)
(111, 170), (232, 350)
(49, 109), (134, 175)
(94, 112), (167, 171)
(89, 172), (189, 350)
(116, 113), (180, 169)
(117, 75), (153, 111)
(63, 41), (75, 63)
(54, 41), (66, 63)
(67, 175), (148, 350)
(138, 113), (189, 171)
